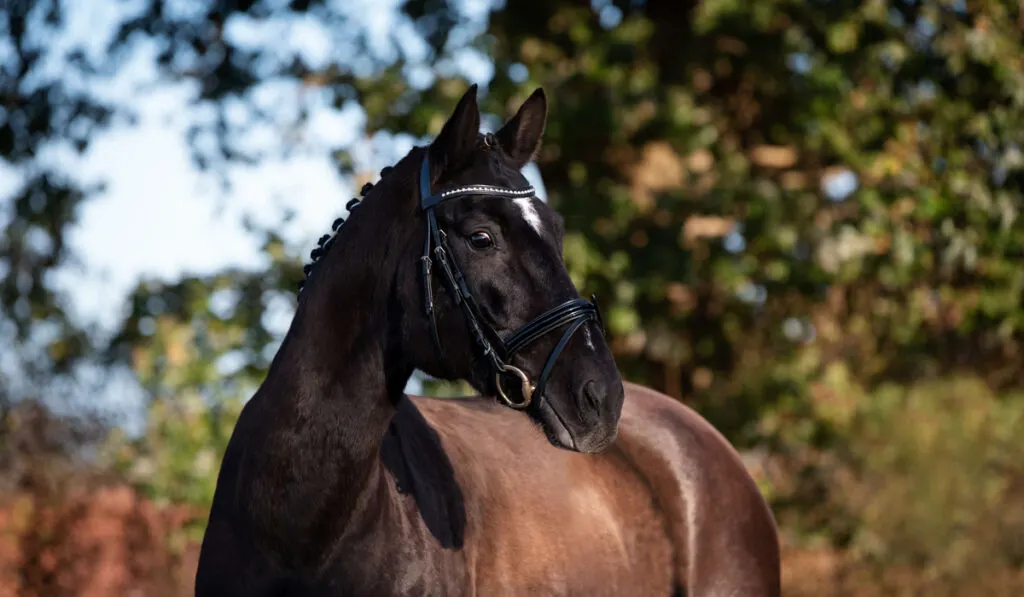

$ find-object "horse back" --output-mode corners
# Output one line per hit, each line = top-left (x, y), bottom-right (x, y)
(615, 381), (782, 597)
(411, 395), (675, 596)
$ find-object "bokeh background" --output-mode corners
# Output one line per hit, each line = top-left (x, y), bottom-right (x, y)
(2, 0), (1024, 595)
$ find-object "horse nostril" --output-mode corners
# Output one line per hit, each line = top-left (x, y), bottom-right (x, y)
(582, 380), (605, 411)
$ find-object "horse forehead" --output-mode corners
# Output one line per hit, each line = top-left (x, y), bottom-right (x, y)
(489, 161), (547, 237)
(465, 155), (548, 238)
(513, 197), (544, 236)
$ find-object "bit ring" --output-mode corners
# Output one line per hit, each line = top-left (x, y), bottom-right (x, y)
(495, 364), (534, 410)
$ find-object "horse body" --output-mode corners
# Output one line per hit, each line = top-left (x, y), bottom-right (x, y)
(197, 382), (778, 596)
(195, 86), (779, 596)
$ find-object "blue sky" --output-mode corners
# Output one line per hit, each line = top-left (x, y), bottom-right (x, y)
(45, 0), (544, 328)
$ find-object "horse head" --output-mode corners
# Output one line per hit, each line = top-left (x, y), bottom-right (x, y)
(305, 85), (625, 453)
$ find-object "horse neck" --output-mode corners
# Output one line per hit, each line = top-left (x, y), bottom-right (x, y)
(247, 192), (416, 542)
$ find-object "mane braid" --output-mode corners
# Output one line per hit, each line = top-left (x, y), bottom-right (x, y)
(297, 166), (395, 295)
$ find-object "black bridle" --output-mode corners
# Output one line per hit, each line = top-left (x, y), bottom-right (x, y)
(418, 147), (603, 410)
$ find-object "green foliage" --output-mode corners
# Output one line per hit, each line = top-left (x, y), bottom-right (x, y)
(847, 377), (1024, 573)
(102, 301), (255, 532)
(105, 394), (242, 519)
(770, 372), (1024, 593)
(99, 225), (301, 513)
(477, 0), (1024, 403)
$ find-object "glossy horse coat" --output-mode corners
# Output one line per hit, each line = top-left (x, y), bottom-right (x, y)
(194, 86), (780, 596)
(377, 383), (781, 596)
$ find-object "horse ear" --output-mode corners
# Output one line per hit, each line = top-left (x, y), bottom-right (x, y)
(428, 84), (481, 177)
(494, 88), (548, 169)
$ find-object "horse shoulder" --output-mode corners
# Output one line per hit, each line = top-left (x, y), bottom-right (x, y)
(617, 381), (781, 597)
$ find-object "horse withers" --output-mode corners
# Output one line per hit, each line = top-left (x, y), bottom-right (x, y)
(194, 85), (780, 596)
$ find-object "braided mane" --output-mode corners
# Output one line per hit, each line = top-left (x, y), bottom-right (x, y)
(298, 134), (499, 294)
(297, 166), (395, 294)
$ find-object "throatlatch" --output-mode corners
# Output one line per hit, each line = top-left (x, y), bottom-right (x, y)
(417, 151), (604, 410)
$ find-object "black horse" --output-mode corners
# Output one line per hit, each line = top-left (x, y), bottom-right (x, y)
(195, 86), (780, 596)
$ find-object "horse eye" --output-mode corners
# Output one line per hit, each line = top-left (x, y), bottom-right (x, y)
(469, 231), (494, 250)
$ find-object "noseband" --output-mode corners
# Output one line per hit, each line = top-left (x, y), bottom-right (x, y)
(418, 150), (603, 410)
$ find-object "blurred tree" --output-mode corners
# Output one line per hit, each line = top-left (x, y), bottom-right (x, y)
(6, 0), (1024, 580)
(105, 0), (1024, 438)
(1, 0), (119, 400)
(97, 2), (1024, 573)
(474, 0), (1024, 440)
(0, 0), (131, 486)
